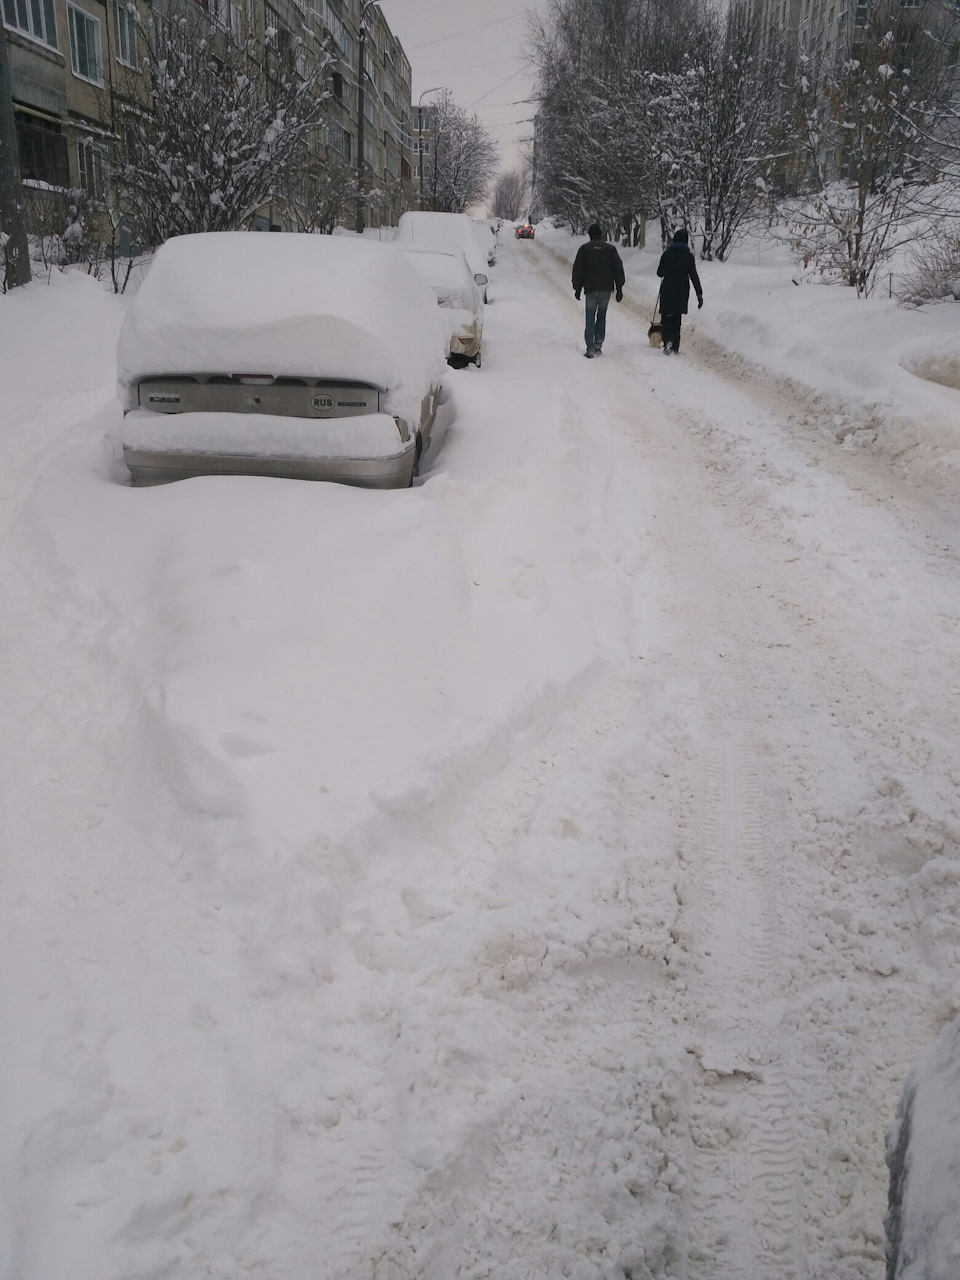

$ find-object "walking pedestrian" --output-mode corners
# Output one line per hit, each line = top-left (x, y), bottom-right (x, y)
(572, 224), (625, 358)
(656, 228), (703, 355)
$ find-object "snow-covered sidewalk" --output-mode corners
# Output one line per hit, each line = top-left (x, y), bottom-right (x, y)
(2, 240), (960, 1280)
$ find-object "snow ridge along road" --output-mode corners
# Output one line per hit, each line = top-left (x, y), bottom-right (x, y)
(2, 239), (960, 1279)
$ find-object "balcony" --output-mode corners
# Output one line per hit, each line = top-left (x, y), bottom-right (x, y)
(8, 38), (67, 116)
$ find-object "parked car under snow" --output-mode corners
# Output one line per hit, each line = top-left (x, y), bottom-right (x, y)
(886, 1013), (960, 1280)
(116, 233), (449, 488)
(393, 242), (484, 368)
(394, 211), (490, 300)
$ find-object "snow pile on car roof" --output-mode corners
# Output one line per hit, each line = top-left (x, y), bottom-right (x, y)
(117, 233), (448, 426)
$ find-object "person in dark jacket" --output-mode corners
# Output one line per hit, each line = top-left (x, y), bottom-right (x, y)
(572, 224), (625, 357)
(656, 228), (703, 355)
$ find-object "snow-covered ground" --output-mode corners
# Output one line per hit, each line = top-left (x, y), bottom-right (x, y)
(2, 235), (960, 1280)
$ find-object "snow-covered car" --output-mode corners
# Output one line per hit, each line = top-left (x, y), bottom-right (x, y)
(395, 211), (490, 299)
(516, 223), (535, 240)
(393, 242), (484, 368)
(116, 233), (448, 488)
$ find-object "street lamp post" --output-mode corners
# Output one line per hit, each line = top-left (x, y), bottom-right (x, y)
(355, 0), (386, 235)
(417, 86), (440, 209)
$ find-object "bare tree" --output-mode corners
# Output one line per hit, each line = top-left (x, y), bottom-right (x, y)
(687, 2), (786, 260)
(492, 167), (529, 220)
(423, 89), (499, 214)
(279, 146), (358, 234)
(114, 1), (331, 246)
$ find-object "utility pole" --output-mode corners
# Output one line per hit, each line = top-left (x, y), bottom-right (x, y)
(416, 86), (440, 209)
(354, 0), (379, 235)
(0, 29), (31, 288)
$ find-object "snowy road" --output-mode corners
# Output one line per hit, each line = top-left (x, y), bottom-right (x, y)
(2, 240), (960, 1280)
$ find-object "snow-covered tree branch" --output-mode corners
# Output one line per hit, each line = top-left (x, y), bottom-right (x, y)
(114, 2), (331, 246)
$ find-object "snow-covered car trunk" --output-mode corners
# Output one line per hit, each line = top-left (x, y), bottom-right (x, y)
(886, 1014), (960, 1280)
(116, 233), (449, 487)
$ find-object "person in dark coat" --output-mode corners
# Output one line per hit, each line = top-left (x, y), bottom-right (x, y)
(572, 224), (625, 357)
(656, 228), (703, 354)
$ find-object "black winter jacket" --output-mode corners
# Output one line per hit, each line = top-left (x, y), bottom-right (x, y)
(572, 239), (625, 295)
(656, 243), (703, 315)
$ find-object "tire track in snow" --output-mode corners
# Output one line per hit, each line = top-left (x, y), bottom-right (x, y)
(685, 720), (803, 1280)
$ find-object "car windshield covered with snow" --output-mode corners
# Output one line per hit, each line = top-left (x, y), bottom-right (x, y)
(394, 211), (489, 286)
(116, 232), (449, 488)
(392, 242), (484, 367)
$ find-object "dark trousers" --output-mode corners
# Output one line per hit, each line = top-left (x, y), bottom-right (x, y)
(662, 312), (683, 352)
(584, 290), (612, 351)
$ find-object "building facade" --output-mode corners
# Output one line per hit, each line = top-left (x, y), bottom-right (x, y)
(1, 0), (417, 237)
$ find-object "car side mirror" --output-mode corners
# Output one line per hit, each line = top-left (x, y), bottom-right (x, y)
(474, 273), (488, 286)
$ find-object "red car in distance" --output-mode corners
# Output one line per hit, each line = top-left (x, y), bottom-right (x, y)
(515, 223), (535, 240)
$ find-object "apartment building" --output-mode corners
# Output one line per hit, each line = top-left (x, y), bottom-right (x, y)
(1, 0), (417, 236)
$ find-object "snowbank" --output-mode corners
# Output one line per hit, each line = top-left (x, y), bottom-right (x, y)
(117, 233), (449, 427)
(122, 409), (407, 459)
(536, 222), (960, 497)
(886, 1011), (960, 1279)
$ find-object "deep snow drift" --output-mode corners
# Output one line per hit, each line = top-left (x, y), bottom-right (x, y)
(2, 238), (960, 1280)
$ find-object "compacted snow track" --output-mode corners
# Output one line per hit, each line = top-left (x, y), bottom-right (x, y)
(2, 240), (960, 1280)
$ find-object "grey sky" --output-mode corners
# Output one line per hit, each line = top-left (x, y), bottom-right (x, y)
(377, 0), (550, 174)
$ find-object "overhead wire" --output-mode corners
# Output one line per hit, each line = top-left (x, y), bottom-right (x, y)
(406, 11), (525, 53)
(467, 66), (526, 109)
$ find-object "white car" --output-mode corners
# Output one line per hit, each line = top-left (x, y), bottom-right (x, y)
(395, 211), (490, 299)
(117, 233), (449, 488)
(393, 242), (484, 368)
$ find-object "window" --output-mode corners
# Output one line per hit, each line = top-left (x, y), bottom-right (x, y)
(68, 5), (103, 84)
(328, 121), (351, 158)
(77, 138), (108, 199)
(338, 20), (351, 62)
(15, 111), (69, 186)
(2, 0), (58, 48)
(114, 0), (136, 65)
(413, 139), (429, 155)
(211, 0), (241, 41)
(332, 70), (343, 99)
(854, 0), (868, 25)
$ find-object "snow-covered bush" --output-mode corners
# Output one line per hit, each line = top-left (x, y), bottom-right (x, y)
(113, 1), (331, 246)
(898, 235), (960, 306)
(777, 0), (959, 296)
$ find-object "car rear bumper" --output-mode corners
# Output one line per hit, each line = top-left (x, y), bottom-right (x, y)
(123, 444), (417, 488)
(448, 322), (482, 359)
(121, 409), (419, 487)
